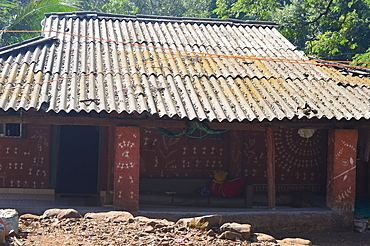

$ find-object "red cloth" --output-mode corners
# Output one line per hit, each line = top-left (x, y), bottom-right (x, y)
(210, 178), (244, 197)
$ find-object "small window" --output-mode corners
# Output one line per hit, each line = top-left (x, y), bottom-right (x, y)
(0, 123), (22, 138)
(0, 110), (23, 138)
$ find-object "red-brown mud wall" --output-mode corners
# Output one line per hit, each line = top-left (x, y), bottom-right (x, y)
(140, 128), (327, 190)
(0, 124), (51, 189)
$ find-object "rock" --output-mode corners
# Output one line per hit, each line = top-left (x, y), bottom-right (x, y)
(58, 209), (82, 219)
(278, 238), (312, 246)
(220, 222), (251, 240)
(0, 217), (12, 236)
(144, 226), (155, 233)
(8, 229), (18, 237)
(354, 219), (368, 233)
(253, 233), (277, 243)
(40, 209), (62, 219)
(19, 214), (40, 220)
(206, 229), (215, 237)
(84, 211), (133, 223)
(160, 240), (170, 245)
(135, 216), (151, 222)
(19, 214), (39, 226)
(52, 220), (61, 227)
(177, 226), (187, 231)
(41, 209), (82, 219)
(145, 219), (174, 228)
(176, 215), (222, 230)
(218, 231), (243, 240)
(160, 226), (174, 233)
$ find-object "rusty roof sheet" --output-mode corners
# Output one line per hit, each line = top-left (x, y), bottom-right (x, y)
(0, 12), (369, 122)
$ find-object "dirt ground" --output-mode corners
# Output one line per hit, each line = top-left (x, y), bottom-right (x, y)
(3, 213), (370, 246)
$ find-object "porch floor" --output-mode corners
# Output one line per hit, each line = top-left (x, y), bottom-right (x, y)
(139, 203), (329, 212)
(138, 204), (332, 221)
(0, 193), (330, 214)
(0, 193), (111, 215)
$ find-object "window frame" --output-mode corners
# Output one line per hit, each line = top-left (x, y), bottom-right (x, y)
(0, 123), (23, 138)
(0, 110), (24, 138)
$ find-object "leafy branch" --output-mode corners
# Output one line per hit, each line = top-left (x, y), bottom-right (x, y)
(0, 0), (77, 46)
(304, 0), (334, 25)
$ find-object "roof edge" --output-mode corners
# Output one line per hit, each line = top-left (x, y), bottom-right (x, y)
(0, 36), (58, 56)
(311, 57), (370, 77)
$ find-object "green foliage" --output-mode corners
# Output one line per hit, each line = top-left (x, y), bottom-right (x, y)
(78, 0), (137, 14)
(0, 0), (77, 46)
(214, 0), (280, 20)
(306, 10), (360, 57)
(353, 48), (370, 67)
(0, 0), (19, 33)
(303, 0), (369, 60)
(214, 0), (370, 63)
(79, 0), (214, 17)
(0, 0), (18, 8)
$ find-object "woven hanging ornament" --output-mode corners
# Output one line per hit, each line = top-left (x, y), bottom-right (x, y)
(297, 129), (316, 138)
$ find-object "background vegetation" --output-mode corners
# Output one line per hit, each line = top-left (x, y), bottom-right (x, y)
(0, 0), (369, 65)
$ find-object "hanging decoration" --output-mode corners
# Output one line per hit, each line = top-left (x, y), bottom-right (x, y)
(297, 128), (317, 139)
(156, 122), (228, 138)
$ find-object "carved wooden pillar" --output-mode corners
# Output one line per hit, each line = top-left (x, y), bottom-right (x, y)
(327, 129), (358, 216)
(107, 126), (116, 193)
(114, 126), (140, 212)
(229, 130), (244, 178)
(266, 127), (276, 210)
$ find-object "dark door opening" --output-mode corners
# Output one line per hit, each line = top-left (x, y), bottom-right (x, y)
(56, 125), (100, 194)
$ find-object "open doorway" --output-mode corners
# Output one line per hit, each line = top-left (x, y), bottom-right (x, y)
(56, 125), (100, 195)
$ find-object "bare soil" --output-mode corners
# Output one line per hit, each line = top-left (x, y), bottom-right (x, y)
(3, 214), (370, 246)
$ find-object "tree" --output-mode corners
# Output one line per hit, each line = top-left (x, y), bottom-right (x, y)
(214, 0), (370, 64)
(79, 0), (215, 18)
(0, 0), (20, 36)
(0, 0), (77, 47)
(130, 0), (213, 17)
(78, 0), (137, 15)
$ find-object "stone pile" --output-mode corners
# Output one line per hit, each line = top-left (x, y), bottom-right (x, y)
(354, 218), (370, 233)
(6, 209), (314, 245)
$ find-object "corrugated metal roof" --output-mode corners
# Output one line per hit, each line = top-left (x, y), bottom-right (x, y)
(0, 12), (370, 122)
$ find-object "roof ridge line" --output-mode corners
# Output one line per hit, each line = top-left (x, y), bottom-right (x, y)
(44, 12), (279, 27)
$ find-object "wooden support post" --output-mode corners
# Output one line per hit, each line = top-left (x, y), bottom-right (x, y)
(367, 162), (370, 197)
(229, 131), (243, 178)
(327, 129), (358, 215)
(107, 126), (116, 193)
(114, 126), (140, 212)
(266, 127), (276, 210)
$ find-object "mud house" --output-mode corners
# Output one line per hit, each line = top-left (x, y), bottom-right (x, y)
(0, 12), (369, 231)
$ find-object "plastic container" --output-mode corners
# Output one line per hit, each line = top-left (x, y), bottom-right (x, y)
(0, 223), (5, 244)
(0, 209), (18, 234)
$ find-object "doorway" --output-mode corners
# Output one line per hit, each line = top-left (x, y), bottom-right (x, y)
(56, 125), (100, 195)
